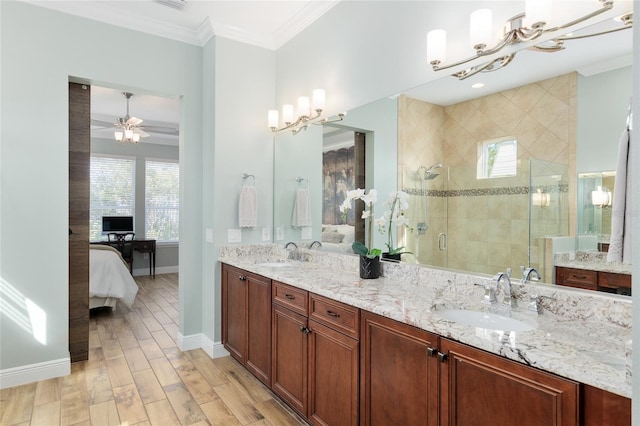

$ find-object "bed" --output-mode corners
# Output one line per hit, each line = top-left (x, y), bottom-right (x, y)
(89, 245), (139, 310)
(321, 224), (355, 253)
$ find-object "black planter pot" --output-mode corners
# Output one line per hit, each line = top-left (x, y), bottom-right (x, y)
(359, 255), (381, 279)
(382, 252), (402, 262)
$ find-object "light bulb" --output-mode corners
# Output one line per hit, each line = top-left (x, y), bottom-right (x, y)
(268, 110), (279, 128)
(469, 9), (492, 51)
(427, 29), (446, 65)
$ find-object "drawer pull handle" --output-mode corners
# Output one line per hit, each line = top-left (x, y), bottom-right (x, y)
(326, 310), (340, 318)
(427, 347), (437, 357)
(572, 275), (587, 280)
(437, 352), (448, 363)
(238, 275), (246, 281)
(285, 294), (295, 300)
(300, 326), (311, 335)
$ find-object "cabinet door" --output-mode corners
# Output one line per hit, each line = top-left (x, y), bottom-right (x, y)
(308, 319), (359, 426)
(360, 311), (439, 426)
(440, 338), (579, 426)
(246, 274), (272, 386)
(272, 303), (308, 417)
(221, 265), (247, 363)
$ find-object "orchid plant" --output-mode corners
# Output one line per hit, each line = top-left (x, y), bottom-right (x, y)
(339, 188), (381, 258)
(375, 191), (413, 255)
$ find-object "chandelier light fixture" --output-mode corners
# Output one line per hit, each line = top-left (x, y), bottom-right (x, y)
(427, 0), (633, 80)
(268, 89), (345, 135)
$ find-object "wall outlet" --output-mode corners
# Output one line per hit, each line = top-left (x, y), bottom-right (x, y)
(205, 228), (213, 243)
(262, 227), (271, 241)
(228, 229), (242, 243)
(276, 227), (284, 241)
(143, 253), (149, 260)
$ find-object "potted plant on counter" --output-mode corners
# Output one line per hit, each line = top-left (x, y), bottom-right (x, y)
(340, 189), (382, 279)
(376, 190), (413, 261)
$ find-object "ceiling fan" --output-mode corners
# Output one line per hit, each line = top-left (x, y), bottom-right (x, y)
(91, 91), (179, 143)
(114, 92), (147, 143)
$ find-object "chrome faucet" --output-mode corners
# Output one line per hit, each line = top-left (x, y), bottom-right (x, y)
(521, 267), (541, 284)
(308, 240), (322, 249)
(494, 271), (517, 308)
(284, 241), (298, 250)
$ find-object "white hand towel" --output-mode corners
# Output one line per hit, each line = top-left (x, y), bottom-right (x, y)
(292, 188), (312, 227)
(239, 186), (258, 228)
(608, 128), (632, 264)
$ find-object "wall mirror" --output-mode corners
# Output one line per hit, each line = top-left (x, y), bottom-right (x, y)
(272, 11), (632, 286)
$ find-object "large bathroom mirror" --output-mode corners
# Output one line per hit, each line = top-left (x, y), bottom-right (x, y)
(273, 10), (632, 285)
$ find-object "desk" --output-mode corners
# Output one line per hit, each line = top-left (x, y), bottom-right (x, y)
(91, 239), (156, 276)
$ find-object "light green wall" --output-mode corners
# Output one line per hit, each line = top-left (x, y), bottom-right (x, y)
(0, 1), (204, 369)
(91, 138), (179, 273)
(210, 37), (275, 342)
(577, 66), (632, 173)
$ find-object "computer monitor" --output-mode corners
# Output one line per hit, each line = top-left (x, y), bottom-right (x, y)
(101, 216), (134, 234)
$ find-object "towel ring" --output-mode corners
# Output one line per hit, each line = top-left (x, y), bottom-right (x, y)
(296, 176), (308, 188)
(242, 173), (256, 186)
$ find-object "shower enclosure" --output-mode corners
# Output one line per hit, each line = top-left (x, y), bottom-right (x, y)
(402, 159), (569, 278)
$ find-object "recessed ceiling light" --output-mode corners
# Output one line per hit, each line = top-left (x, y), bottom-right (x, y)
(471, 83), (485, 89)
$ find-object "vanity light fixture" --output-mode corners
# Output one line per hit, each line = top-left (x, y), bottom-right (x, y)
(591, 186), (612, 208)
(268, 89), (345, 135)
(427, 0), (633, 80)
(532, 188), (550, 207)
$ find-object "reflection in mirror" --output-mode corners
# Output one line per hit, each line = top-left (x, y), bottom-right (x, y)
(320, 127), (364, 253)
(272, 16), (632, 284)
(578, 171), (615, 251)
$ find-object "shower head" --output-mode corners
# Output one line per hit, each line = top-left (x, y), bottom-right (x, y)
(421, 163), (442, 180)
(423, 171), (439, 180)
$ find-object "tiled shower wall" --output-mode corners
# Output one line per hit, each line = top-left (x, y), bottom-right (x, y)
(398, 73), (577, 275)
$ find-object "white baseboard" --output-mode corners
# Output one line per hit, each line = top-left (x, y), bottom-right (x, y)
(0, 358), (70, 389)
(132, 265), (178, 276)
(176, 332), (229, 359)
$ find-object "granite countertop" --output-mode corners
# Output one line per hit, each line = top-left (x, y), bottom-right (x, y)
(555, 252), (632, 275)
(219, 245), (632, 398)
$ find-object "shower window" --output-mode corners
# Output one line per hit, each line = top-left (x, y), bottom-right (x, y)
(477, 137), (517, 179)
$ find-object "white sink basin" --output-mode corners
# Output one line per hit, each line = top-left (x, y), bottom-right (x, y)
(256, 262), (292, 267)
(434, 309), (534, 332)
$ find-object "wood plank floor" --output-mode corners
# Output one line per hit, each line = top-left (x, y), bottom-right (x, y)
(0, 273), (308, 426)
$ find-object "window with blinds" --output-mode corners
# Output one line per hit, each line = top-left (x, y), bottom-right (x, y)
(478, 137), (517, 179)
(89, 156), (136, 241)
(145, 160), (179, 242)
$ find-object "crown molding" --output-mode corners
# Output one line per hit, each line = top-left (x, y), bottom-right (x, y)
(20, 0), (340, 50)
(272, 1), (340, 49)
(22, 0), (204, 46)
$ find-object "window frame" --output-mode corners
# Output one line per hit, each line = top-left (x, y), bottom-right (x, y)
(144, 158), (180, 243)
(477, 136), (518, 180)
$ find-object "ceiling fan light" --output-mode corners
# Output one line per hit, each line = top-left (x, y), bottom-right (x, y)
(132, 133), (141, 143)
(125, 129), (134, 140)
(115, 131), (124, 142)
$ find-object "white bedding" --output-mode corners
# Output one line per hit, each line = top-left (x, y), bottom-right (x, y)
(90, 246), (139, 308)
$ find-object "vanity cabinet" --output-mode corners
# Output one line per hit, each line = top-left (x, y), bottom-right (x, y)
(555, 266), (631, 295)
(221, 264), (271, 386)
(221, 264), (629, 426)
(360, 311), (439, 426)
(272, 282), (360, 425)
(439, 338), (579, 426)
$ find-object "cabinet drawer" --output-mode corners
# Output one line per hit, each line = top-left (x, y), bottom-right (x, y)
(134, 240), (155, 252)
(598, 272), (631, 289)
(309, 293), (360, 339)
(556, 267), (597, 290)
(273, 281), (308, 315)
